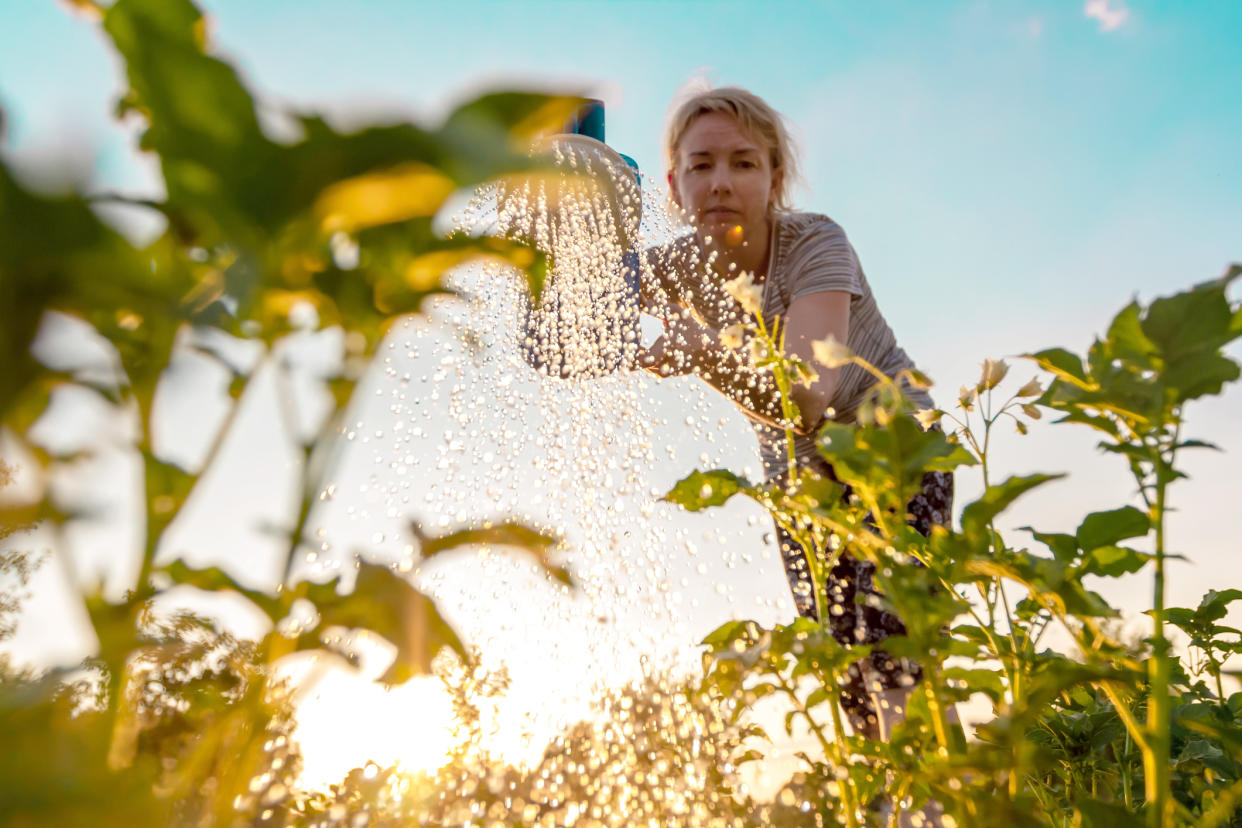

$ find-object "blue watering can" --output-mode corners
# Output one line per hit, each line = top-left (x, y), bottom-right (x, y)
(510, 99), (642, 379)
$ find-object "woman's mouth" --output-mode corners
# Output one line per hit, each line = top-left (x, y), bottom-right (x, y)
(701, 208), (739, 222)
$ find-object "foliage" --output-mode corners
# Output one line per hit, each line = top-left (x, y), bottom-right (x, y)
(1, 0), (1239, 826)
(1, 0), (576, 824)
(667, 268), (1242, 826)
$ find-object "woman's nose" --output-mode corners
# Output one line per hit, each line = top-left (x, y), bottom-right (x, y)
(709, 168), (732, 194)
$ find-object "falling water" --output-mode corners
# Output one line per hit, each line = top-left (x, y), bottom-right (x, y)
(295, 134), (807, 819)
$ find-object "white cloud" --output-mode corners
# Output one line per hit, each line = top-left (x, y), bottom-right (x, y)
(1084, 0), (1130, 32)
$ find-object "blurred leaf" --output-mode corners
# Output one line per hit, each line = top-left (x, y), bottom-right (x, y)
(313, 162), (456, 233)
(1025, 348), (1092, 390)
(1105, 300), (1157, 365)
(1197, 589), (1242, 623)
(412, 521), (571, 586)
(305, 562), (469, 683)
(1141, 275), (1238, 362)
(1078, 545), (1151, 578)
(157, 560), (284, 622)
(1072, 799), (1142, 827)
(663, 469), (753, 512)
(960, 473), (1064, 538)
(1021, 527), (1079, 563)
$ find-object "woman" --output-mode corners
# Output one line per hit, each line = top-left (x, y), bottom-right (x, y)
(638, 86), (953, 742)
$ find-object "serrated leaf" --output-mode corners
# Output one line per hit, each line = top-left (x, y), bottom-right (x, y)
(1021, 527), (1079, 563)
(960, 473), (1064, 537)
(1196, 588), (1242, 622)
(1078, 545), (1151, 578)
(1142, 279), (1235, 361)
(1075, 506), (1150, 552)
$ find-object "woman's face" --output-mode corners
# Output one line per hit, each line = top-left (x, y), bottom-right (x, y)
(669, 112), (781, 248)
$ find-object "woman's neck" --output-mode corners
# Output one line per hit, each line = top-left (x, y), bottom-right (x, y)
(701, 216), (774, 283)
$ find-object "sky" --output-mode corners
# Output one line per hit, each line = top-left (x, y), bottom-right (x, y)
(2, 0), (1241, 789)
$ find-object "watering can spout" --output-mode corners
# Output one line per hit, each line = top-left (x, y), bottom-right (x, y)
(504, 99), (642, 380)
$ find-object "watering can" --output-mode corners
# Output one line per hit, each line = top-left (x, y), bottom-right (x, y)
(501, 99), (642, 379)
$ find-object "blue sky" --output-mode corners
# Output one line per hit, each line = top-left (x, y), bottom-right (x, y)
(4, 1), (1239, 334)
(1, 0), (1240, 777)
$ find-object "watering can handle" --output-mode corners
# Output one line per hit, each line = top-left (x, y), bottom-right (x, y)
(563, 98), (606, 142)
(562, 99), (640, 181)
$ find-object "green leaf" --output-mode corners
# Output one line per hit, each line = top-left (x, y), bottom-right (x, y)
(1047, 405), (1122, 438)
(158, 561), (284, 622)
(1180, 717), (1242, 760)
(1073, 799), (1142, 827)
(1105, 300), (1157, 365)
(1176, 439), (1220, 451)
(411, 521), (569, 586)
(1075, 506), (1150, 552)
(663, 469), (753, 512)
(1163, 350), (1240, 404)
(702, 619), (757, 649)
(1024, 348), (1092, 390)
(805, 687), (832, 709)
(1177, 738), (1224, 763)
(1078, 545), (1151, 578)
(306, 562), (469, 684)
(1196, 588), (1242, 623)
(960, 473), (1064, 537)
(1021, 528), (1079, 563)
(1141, 279), (1235, 362)
(942, 666), (1006, 703)
(898, 418), (979, 476)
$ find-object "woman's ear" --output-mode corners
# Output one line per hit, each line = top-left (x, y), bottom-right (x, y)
(769, 166), (784, 210)
(667, 169), (682, 208)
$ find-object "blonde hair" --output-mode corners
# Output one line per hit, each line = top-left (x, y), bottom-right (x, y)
(664, 85), (801, 213)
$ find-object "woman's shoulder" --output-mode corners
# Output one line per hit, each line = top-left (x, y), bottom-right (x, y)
(777, 211), (850, 245)
(776, 212), (857, 270)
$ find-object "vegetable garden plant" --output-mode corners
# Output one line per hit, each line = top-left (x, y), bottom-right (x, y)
(1, 0), (1240, 825)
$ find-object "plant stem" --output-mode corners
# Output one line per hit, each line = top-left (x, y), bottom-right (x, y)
(1145, 433), (1173, 828)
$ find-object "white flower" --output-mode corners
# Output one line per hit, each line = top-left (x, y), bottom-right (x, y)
(718, 324), (746, 350)
(977, 358), (1009, 391)
(958, 384), (976, 412)
(746, 337), (770, 366)
(724, 271), (763, 316)
(811, 335), (853, 369)
(1016, 377), (1042, 398)
(914, 408), (942, 431)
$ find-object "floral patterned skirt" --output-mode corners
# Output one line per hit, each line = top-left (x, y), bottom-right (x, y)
(774, 469), (954, 735)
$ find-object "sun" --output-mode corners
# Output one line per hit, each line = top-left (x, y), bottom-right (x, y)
(292, 667), (458, 791)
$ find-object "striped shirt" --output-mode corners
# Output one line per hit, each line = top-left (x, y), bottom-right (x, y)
(648, 212), (934, 480)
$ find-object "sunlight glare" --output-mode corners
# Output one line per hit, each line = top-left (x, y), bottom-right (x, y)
(293, 669), (456, 791)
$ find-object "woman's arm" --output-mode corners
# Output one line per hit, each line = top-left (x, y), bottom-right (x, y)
(639, 290), (851, 435)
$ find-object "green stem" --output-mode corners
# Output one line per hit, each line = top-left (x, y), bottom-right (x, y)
(1145, 434), (1172, 828)
(774, 670), (860, 828)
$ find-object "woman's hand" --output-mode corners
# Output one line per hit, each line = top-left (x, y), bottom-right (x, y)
(638, 302), (714, 378)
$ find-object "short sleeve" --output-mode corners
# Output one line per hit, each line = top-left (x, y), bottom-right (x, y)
(783, 217), (864, 301)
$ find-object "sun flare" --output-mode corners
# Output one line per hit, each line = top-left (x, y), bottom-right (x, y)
(293, 670), (457, 791)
